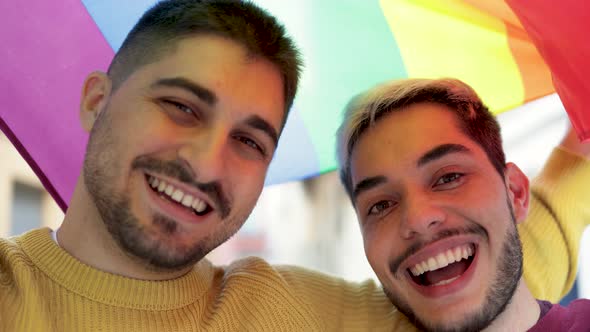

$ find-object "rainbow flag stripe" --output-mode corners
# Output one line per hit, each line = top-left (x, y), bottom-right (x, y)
(282, 0), (554, 176)
(0, 0), (555, 210)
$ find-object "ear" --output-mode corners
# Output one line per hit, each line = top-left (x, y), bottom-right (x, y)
(504, 162), (530, 224)
(80, 71), (112, 132)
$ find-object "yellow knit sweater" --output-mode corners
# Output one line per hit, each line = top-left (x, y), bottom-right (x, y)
(1, 148), (588, 332)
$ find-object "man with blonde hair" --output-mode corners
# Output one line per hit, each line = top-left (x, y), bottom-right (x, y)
(337, 78), (590, 331)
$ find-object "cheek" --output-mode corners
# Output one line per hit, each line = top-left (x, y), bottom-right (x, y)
(130, 120), (190, 158)
(135, 132), (182, 157)
(230, 165), (266, 201)
(463, 190), (509, 225)
(462, 177), (506, 207)
(362, 226), (390, 276)
(243, 169), (266, 191)
(120, 103), (185, 151)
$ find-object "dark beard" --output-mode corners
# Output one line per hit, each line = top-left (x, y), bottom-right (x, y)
(82, 108), (232, 271)
(93, 193), (214, 271)
(384, 206), (523, 332)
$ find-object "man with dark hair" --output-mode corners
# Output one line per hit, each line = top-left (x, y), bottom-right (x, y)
(1, 1), (588, 331)
(107, 0), (300, 122)
(337, 78), (590, 331)
(0, 1), (319, 330)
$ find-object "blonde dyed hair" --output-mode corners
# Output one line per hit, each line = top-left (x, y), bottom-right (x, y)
(337, 78), (505, 199)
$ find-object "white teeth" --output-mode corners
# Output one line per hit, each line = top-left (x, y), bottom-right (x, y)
(435, 253), (449, 269)
(421, 261), (428, 273)
(164, 185), (174, 196)
(432, 276), (459, 286)
(454, 247), (463, 262)
(194, 199), (207, 213)
(427, 257), (437, 271)
(415, 265), (422, 275)
(193, 198), (201, 212)
(410, 244), (475, 276)
(171, 189), (184, 202)
(446, 250), (455, 263)
(149, 175), (210, 215)
(181, 195), (194, 207)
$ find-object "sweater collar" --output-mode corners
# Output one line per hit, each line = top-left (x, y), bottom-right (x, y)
(20, 228), (214, 310)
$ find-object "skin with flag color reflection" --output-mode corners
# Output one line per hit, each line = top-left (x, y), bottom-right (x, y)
(350, 104), (530, 331)
(338, 79), (542, 331)
(71, 34), (285, 278)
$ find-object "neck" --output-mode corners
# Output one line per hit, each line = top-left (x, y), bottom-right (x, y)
(482, 279), (540, 332)
(58, 176), (192, 280)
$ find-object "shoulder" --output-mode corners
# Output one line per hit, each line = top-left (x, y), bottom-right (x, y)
(1, 228), (53, 284)
(219, 256), (294, 283)
(0, 230), (42, 300)
(566, 298), (590, 317)
(209, 257), (325, 329)
(219, 258), (382, 307)
(220, 256), (366, 286)
(211, 257), (327, 304)
(273, 263), (382, 295)
(212, 258), (411, 330)
(273, 263), (406, 330)
(533, 299), (590, 332)
(0, 231), (37, 275)
(215, 257), (363, 293)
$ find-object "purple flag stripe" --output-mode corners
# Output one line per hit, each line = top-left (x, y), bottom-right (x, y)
(0, 0), (114, 209)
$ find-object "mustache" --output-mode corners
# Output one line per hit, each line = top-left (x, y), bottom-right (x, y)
(388, 224), (488, 277)
(132, 156), (231, 218)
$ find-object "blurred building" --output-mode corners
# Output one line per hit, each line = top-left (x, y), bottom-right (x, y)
(0, 133), (63, 237)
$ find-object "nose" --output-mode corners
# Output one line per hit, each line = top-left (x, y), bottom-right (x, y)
(399, 191), (446, 240)
(178, 127), (228, 183)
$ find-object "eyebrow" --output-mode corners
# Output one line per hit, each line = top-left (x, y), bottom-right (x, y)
(351, 143), (471, 201)
(151, 77), (217, 106)
(245, 115), (279, 147)
(417, 144), (471, 167)
(352, 175), (387, 201)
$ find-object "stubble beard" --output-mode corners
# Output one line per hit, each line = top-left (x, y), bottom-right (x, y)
(384, 206), (523, 332)
(82, 108), (243, 272)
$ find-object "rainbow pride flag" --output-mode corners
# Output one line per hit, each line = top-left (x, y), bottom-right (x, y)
(0, 0), (580, 211)
(507, 0), (590, 142)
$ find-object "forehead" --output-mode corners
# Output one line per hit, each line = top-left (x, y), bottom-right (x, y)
(147, 35), (251, 81)
(350, 103), (486, 181)
(121, 34), (285, 127)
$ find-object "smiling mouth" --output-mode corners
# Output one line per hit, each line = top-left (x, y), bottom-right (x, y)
(145, 174), (213, 217)
(407, 244), (476, 287)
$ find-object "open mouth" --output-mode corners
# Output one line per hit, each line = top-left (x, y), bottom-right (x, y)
(407, 243), (476, 287)
(145, 174), (213, 217)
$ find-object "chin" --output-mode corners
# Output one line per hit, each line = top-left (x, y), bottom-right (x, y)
(404, 298), (497, 332)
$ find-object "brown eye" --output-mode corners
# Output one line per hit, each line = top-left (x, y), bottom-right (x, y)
(168, 100), (195, 116)
(368, 200), (394, 216)
(234, 135), (265, 156)
(433, 173), (465, 189)
(159, 99), (202, 127)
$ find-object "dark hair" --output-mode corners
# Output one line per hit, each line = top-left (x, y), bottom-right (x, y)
(107, 0), (302, 126)
(337, 78), (506, 199)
